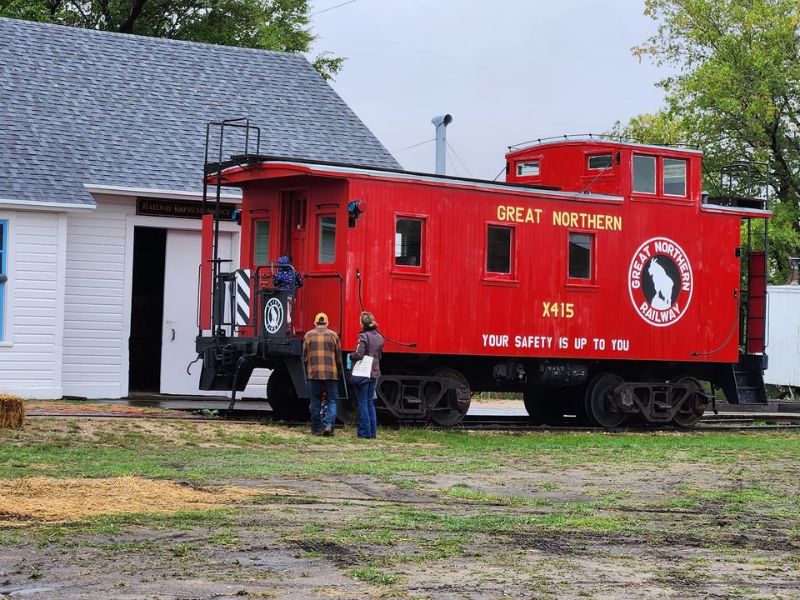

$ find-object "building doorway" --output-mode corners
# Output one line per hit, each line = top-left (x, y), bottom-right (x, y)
(129, 227), (166, 392)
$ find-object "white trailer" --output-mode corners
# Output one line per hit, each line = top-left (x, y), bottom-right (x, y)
(765, 285), (800, 388)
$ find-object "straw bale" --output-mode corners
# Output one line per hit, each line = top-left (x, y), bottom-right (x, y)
(0, 476), (265, 527)
(0, 394), (25, 428)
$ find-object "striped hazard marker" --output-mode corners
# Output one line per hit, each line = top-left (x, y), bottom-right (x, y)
(234, 269), (250, 326)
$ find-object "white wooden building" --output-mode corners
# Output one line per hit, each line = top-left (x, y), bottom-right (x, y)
(765, 284), (800, 388)
(0, 18), (399, 399)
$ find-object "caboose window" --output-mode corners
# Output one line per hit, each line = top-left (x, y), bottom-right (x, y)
(291, 194), (306, 230)
(253, 220), (270, 264)
(663, 158), (687, 196)
(588, 154), (613, 170)
(633, 155), (656, 194)
(487, 226), (512, 274)
(395, 218), (423, 267)
(568, 232), (592, 279)
(318, 215), (336, 264)
(516, 160), (540, 177)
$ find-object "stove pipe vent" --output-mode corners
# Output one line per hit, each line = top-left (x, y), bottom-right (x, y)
(431, 114), (453, 175)
(788, 257), (800, 285)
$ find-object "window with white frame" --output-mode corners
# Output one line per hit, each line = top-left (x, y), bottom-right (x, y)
(0, 220), (7, 341)
(633, 155), (656, 194)
(587, 154), (613, 170)
(663, 158), (687, 196)
(395, 217), (423, 267)
(516, 160), (540, 177)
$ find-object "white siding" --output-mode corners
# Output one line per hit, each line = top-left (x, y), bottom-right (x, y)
(765, 286), (800, 387)
(243, 368), (270, 399)
(62, 197), (129, 398)
(62, 193), (248, 399)
(0, 210), (66, 399)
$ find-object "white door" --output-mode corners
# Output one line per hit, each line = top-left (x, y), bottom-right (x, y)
(160, 229), (234, 395)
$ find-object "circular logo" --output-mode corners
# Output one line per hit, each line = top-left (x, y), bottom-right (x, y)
(628, 237), (693, 327)
(264, 297), (284, 335)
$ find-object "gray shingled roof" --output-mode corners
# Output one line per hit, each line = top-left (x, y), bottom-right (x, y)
(0, 17), (400, 207)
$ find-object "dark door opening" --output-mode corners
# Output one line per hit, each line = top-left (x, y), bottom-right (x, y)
(129, 227), (166, 393)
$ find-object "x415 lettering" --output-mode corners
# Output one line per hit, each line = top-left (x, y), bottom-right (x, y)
(542, 302), (574, 319)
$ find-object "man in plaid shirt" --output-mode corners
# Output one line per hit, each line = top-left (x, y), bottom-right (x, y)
(303, 312), (341, 436)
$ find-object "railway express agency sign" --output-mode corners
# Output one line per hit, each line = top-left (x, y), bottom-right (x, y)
(628, 237), (693, 327)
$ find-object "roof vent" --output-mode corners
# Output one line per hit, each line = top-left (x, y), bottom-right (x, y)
(431, 114), (453, 175)
(788, 257), (799, 285)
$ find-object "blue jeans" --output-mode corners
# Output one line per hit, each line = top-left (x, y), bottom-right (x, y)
(307, 379), (338, 432)
(353, 377), (378, 438)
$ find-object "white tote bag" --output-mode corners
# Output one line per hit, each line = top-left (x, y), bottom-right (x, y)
(351, 355), (374, 378)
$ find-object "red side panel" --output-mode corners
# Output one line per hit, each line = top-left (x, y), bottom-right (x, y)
(747, 250), (767, 354)
(199, 214), (214, 330)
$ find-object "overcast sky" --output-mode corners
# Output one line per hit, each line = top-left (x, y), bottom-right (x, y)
(306, 0), (669, 179)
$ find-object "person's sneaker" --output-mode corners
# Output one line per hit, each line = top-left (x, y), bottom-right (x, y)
(311, 430), (322, 436)
(322, 427), (333, 437)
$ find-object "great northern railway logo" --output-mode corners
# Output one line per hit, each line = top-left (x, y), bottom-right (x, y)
(264, 297), (284, 335)
(628, 237), (693, 327)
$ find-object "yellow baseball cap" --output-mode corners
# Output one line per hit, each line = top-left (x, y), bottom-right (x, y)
(314, 312), (328, 325)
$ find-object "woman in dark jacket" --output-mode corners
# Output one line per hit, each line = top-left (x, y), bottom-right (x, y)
(349, 311), (384, 439)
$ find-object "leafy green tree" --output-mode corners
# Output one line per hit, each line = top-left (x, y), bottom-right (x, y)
(0, 0), (343, 79)
(609, 111), (688, 147)
(629, 0), (800, 282)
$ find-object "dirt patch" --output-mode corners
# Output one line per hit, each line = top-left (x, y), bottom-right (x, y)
(24, 400), (186, 418)
(0, 417), (311, 449)
(293, 539), (362, 566)
(0, 476), (262, 526)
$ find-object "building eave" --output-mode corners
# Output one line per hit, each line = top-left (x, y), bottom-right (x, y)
(0, 197), (95, 212)
(84, 184), (242, 202)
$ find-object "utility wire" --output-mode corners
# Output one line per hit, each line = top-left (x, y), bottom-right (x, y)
(311, 0), (358, 16)
(446, 145), (460, 177)
(393, 138), (435, 153)
(446, 141), (473, 178)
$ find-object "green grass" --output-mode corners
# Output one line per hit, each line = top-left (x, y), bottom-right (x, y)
(680, 483), (800, 521)
(16, 510), (240, 549)
(348, 566), (398, 585)
(4, 420), (800, 483)
(444, 484), (552, 507)
(366, 505), (633, 535)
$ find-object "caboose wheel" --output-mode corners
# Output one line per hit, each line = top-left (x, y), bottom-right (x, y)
(523, 390), (542, 423)
(523, 388), (560, 425)
(672, 376), (706, 428)
(267, 368), (309, 421)
(429, 368), (471, 427)
(585, 373), (627, 429)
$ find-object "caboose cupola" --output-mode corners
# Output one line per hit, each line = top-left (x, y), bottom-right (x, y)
(505, 138), (702, 203)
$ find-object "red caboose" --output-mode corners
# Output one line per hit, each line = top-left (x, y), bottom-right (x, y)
(197, 122), (770, 428)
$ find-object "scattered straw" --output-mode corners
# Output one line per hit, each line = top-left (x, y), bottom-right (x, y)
(0, 394), (25, 429)
(0, 476), (264, 527)
(25, 400), (184, 417)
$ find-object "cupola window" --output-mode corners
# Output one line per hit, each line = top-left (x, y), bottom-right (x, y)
(516, 160), (540, 177)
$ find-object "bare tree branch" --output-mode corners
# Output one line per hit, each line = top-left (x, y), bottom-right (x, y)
(118, 0), (148, 33)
